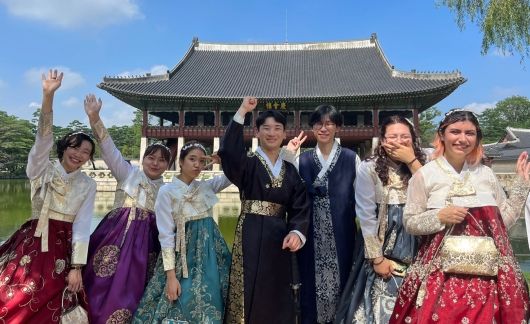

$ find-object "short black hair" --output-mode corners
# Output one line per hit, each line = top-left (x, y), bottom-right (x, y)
(255, 110), (286, 129)
(309, 104), (343, 127)
(56, 132), (96, 161)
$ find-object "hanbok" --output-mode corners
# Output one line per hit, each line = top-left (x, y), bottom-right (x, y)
(133, 174), (232, 323)
(335, 159), (417, 324)
(390, 157), (530, 323)
(0, 111), (96, 323)
(83, 120), (164, 324)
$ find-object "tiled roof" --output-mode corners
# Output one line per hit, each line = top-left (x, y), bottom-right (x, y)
(99, 35), (465, 106)
(484, 127), (530, 160)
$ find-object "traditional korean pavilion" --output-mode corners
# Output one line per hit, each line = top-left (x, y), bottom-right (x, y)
(98, 34), (465, 163)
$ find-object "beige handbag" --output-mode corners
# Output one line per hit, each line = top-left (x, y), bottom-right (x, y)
(60, 288), (89, 324)
(439, 212), (499, 277)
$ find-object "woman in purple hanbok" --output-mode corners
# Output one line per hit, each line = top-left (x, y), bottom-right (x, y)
(81, 95), (170, 324)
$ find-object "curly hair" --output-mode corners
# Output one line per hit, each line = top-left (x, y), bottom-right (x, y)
(371, 115), (426, 186)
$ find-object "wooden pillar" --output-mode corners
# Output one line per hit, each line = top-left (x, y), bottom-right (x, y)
(294, 109), (301, 134)
(214, 105), (220, 129)
(373, 106), (379, 134)
(413, 107), (420, 132)
(142, 110), (148, 137)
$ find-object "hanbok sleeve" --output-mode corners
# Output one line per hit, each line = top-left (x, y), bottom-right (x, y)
(280, 147), (299, 170)
(286, 173), (310, 244)
(91, 119), (133, 182)
(525, 195), (530, 249)
(205, 174), (232, 194)
(403, 171), (446, 235)
(71, 180), (96, 265)
(355, 162), (382, 259)
(155, 186), (177, 271)
(26, 111), (54, 180)
(218, 114), (248, 188)
(491, 171), (530, 229)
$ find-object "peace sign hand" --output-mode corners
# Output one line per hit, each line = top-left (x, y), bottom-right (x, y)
(286, 131), (307, 153)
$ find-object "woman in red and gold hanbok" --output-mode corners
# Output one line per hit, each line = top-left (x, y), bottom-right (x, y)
(390, 110), (530, 324)
(0, 70), (96, 323)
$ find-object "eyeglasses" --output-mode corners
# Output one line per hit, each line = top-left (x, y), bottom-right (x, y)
(385, 134), (412, 141)
(312, 121), (336, 130)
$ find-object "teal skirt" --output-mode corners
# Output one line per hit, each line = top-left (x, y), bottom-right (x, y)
(133, 217), (232, 324)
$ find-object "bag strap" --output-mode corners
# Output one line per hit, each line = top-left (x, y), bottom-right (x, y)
(445, 211), (488, 237)
(61, 288), (79, 312)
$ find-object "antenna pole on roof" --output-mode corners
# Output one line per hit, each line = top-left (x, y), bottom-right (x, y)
(285, 8), (288, 43)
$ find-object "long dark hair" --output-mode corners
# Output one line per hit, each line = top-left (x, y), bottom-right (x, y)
(372, 115), (426, 186)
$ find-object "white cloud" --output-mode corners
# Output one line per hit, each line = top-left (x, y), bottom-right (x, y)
(28, 101), (41, 109)
(0, 0), (142, 28)
(463, 101), (497, 114)
(0, 79), (7, 88)
(25, 66), (85, 90)
(118, 65), (169, 77)
(61, 96), (80, 108)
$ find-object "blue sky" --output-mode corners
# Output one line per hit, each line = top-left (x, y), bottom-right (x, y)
(0, 0), (528, 126)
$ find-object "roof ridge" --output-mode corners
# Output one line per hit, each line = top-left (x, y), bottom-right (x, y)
(102, 73), (169, 83)
(391, 69), (463, 80)
(196, 39), (375, 51)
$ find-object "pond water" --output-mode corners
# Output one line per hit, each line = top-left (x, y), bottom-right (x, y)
(1, 179), (529, 273)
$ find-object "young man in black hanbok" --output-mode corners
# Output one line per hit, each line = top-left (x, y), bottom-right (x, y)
(219, 96), (310, 324)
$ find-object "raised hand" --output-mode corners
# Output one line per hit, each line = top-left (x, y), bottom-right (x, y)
(286, 131), (307, 153)
(84, 94), (103, 123)
(42, 69), (63, 95)
(515, 151), (530, 182)
(239, 96), (258, 114)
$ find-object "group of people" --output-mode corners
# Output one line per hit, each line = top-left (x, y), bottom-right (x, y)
(0, 69), (529, 324)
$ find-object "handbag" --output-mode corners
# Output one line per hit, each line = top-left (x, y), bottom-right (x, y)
(60, 288), (89, 324)
(162, 298), (189, 324)
(439, 212), (499, 277)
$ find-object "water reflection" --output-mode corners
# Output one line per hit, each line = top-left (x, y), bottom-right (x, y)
(1, 179), (529, 273)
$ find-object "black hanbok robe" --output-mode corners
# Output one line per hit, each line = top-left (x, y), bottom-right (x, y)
(219, 119), (310, 324)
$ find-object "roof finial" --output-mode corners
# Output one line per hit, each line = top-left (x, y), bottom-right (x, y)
(370, 33), (377, 43)
(192, 37), (199, 46)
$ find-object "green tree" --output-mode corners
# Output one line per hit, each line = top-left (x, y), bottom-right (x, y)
(419, 106), (442, 147)
(439, 0), (530, 59)
(0, 111), (36, 176)
(479, 95), (530, 143)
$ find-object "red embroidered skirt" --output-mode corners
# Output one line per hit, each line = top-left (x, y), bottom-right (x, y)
(0, 218), (75, 323)
(390, 206), (529, 323)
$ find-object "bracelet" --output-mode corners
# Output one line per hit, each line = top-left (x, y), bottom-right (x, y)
(407, 157), (418, 165)
(71, 265), (82, 270)
(372, 257), (385, 265)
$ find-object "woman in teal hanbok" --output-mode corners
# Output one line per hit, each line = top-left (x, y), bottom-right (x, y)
(133, 142), (232, 323)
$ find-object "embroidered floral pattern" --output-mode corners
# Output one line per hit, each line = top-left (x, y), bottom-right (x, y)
(311, 147), (341, 323)
(255, 153), (286, 188)
(93, 245), (120, 277)
(241, 200), (285, 217)
(19, 255), (31, 266)
(106, 308), (132, 324)
(55, 259), (65, 274)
